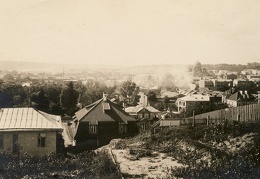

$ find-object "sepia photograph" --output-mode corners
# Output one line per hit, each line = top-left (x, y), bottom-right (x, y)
(0, 0), (260, 178)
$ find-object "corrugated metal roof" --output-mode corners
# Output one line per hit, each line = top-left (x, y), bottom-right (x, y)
(0, 108), (62, 131)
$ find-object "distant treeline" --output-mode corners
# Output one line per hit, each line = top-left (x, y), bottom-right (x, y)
(201, 62), (260, 72)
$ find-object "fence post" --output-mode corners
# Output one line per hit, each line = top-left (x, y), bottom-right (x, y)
(192, 111), (195, 126)
(207, 115), (209, 126)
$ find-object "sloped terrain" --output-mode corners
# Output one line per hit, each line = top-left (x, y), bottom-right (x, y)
(106, 122), (260, 178)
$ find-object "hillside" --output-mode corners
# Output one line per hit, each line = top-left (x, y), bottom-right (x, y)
(103, 122), (260, 178)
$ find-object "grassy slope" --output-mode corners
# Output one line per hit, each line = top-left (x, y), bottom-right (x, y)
(115, 122), (260, 178)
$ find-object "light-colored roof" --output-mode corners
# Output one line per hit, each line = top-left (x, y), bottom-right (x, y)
(125, 105), (160, 114)
(177, 94), (210, 102)
(0, 108), (62, 131)
(160, 91), (180, 98)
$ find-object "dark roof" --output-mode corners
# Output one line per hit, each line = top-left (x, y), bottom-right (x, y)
(74, 98), (136, 124)
(228, 91), (256, 102)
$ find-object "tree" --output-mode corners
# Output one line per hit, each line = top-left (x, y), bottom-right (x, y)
(60, 82), (79, 116)
(147, 91), (157, 102)
(31, 88), (49, 112)
(44, 84), (63, 114)
(0, 82), (27, 107)
(3, 74), (15, 81)
(120, 80), (140, 106)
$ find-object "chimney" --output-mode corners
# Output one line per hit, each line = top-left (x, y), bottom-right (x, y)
(103, 92), (107, 101)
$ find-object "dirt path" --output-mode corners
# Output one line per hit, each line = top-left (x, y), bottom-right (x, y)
(112, 149), (183, 178)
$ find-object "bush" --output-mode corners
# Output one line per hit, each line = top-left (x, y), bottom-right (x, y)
(0, 150), (121, 179)
(114, 139), (128, 149)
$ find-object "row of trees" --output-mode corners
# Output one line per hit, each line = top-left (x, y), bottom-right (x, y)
(0, 79), (140, 116)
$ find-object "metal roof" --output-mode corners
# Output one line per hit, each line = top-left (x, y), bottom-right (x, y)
(0, 108), (62, 131)
(125, 105), (160, 114)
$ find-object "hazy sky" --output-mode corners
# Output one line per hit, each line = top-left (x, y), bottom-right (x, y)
(1, 0), (260, 66)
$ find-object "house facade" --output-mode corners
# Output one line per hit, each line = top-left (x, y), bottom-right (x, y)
(70, 94), (139, 151)
(226, 91), (256, 107)
(176, 94), (211, 116)
(199, 80), (214, 90)
(0, 108), (63, 156)
(212, 79), (233, 92)
(125, 105), (160, 131)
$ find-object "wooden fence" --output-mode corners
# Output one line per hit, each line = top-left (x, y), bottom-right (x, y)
(182, 103), (260, 125)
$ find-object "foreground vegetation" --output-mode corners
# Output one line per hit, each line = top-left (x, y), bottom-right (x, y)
(0, 151), (120, 179)
(115, 122), (260, 178)
(1, 122), (259, 178)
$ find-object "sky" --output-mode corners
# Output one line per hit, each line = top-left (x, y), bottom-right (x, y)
(0, 0), (260, 67)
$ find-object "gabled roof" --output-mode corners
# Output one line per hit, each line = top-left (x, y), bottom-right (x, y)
(74, 98), (136, 124)
(0, 108), (62, 131)
(227, 92), (256, 102)
(125, 105), (160, 114)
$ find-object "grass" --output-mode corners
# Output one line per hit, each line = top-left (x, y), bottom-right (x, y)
(115, 122), (260, 178)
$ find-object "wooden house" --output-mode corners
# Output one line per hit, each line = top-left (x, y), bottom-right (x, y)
(125, 105), (160, 131)
(69, 94), (139, 151)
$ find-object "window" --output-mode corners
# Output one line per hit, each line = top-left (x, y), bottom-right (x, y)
(38, 133), (46, 147)
(119, 123), (127, 134)
(138, 113), (143, 119)
(89, 125), (98, 134)
(0, 134), (3, 149)
(142, 123), (147, 131)
(144, 113), (149, 119)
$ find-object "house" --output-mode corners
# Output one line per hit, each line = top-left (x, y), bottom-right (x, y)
(69, 94), (139, 151)
(233, 79), (253, 89)
(125, 105), (160, 131)
(212, 79), (233, 91)
(0, 108), (63, 156)
(222, 87), (238, 103)
(223, 73), (237, 80)
(247, 75), (260, 82)
(176, 94), (211, 115)
(138, 92), (149, 106)
(226, 91), (256, 107)
(199, 80), (214, 90)
(157, 91), (184, 103)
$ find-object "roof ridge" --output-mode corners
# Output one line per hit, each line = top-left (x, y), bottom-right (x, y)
(37, 110), (61, 128)
(77, 98), (103, 122)
(108, 100), (133, 117)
